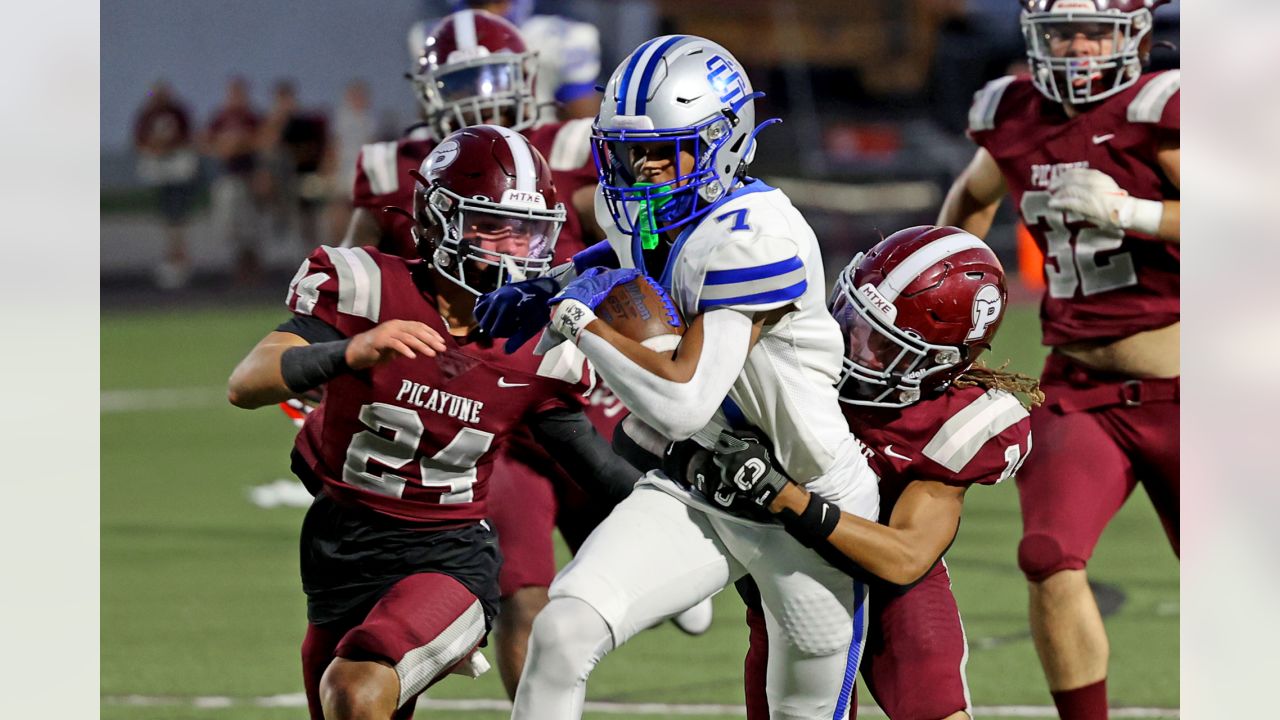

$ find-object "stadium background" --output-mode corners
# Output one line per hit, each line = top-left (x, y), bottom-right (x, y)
(101, 1), (1180, 717)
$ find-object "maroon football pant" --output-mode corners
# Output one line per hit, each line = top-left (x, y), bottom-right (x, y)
(300, 573), (484, 720)
(1016, 353), (1180, 582)
(742, 564), (970, 719)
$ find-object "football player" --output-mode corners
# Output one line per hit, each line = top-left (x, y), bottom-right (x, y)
(344, 9), (600, 256)
(227, 126), (638, 720)
(481, 36), (881, 719)
(433, 0), (604, 122)
(336, 9), (693, 697)
(937, 2), (1179, 718)
(687, 227), (1038, 720)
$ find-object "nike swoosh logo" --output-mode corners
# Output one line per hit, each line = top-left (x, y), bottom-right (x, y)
(884, 445), (912, 461)
(497, 377), (529, 388)
(1092, 133), (1115, 144)
(820, 504), (828, 524)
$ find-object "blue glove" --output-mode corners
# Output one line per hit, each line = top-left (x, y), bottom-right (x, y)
(476, 276), (561, 354)
(550, 267), (642, 311)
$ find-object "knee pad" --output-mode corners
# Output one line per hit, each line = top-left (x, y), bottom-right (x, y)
(526, 597), (614, 681)
(1017, 533), (1081, 582)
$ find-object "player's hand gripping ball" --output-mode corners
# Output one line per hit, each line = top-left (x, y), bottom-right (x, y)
(593, 273), (685, 352)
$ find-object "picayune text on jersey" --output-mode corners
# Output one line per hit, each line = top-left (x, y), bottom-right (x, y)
(1031, 161), (1088, 188)
(395, 380), (483, 424)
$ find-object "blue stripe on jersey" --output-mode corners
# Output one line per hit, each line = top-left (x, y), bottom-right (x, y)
(634, 35), (687, 115)
(647, 177), (776, 286)
(720, 396), (748, 430)
(617, 37), (660, 115)
(833, 582), (868, 719)
(698, 279), (807, 312)
(704, 256), (804, 286)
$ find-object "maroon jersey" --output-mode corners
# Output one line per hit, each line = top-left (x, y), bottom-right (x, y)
(847, 385), (1033, 516)
(351, 119), (597, 261)
(352, 128), (436, 257)
(285, 245), (587, 526)
(968, 70), (1180, 346)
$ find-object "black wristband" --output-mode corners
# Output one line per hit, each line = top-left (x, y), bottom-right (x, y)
(776, 490), (840, 549)
(281, 340), (353, 393)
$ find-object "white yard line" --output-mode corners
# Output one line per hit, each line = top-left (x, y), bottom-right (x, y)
(102, 694), (1179, 717)
(101, 387), (226, 413)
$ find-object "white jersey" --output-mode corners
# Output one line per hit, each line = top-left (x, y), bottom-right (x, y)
(522, 14), (601, 121)
(602, 179), (878, 514)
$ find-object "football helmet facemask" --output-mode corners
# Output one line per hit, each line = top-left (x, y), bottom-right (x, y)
(1021, 0), (1170, 105)
(411, 125), (564, 296)
(411, 10), (539, 139)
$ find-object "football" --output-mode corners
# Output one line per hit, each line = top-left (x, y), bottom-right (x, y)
(595, 275), (685, 352)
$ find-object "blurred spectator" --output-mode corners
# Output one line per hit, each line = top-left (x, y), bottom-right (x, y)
(928, 0), (1025, 135)
(133, 79), (199, 289)
(204, 76), (265, 284)
(260, 80), (330, 247)
(327, 80), (379, 244)
(411, 1), (602, 121)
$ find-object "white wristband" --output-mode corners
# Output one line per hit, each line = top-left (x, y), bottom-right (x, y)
(1117, 196), (1164, 236)
(548, 299), (597, 344)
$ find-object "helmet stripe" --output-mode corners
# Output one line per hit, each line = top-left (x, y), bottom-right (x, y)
(878, 231), (987, 303)
(617, 37), (661, 115)
(633, 35), (689, 116)
(492, 126), (536, 192)
(455, 9), (478, 52)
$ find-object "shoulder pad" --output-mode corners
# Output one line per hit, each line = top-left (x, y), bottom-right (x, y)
(922, 389), (1029, 473)
(547, 118), (593, 171)
(358, 141), (401, 197)
(968, 76), (1016, 133)
(1127, 70), (1180, 124)
(696, 229), (806, 314)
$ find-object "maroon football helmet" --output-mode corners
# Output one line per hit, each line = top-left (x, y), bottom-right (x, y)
(829, 226), (1008, 408)
(411, 9), (539, 139)
(411, 125), (565, 295)
(1022, 0), (1170, 105)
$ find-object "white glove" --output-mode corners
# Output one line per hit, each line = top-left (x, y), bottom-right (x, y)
(1048, 167), (1163, 236)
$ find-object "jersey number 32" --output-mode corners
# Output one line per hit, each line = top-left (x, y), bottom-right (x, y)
(1021, 191), (1138, 299)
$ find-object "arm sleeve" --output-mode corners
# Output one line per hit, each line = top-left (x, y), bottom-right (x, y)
(575, 307), (752, 440)
(572, 240), (619, 272)
(275, 314), (345, 343)
(696, 233), (807, 314)
(530, 407), (641, 505)
(611, 415), (667, 474)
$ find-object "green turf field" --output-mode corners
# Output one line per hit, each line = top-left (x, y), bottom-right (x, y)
(101, 303), (1178, 719)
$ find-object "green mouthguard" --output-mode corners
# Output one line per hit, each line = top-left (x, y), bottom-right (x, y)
(631, 182), (670, 250)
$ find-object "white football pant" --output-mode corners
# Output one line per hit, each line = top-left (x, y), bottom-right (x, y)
(510, 483), (870, 720)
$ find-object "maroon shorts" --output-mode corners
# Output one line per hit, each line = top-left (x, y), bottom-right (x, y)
(487, 440), (614, 598)
(739, 563), (970, 720)
(300, 573), (486, 719)
(1016, 353), (1180, 582)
